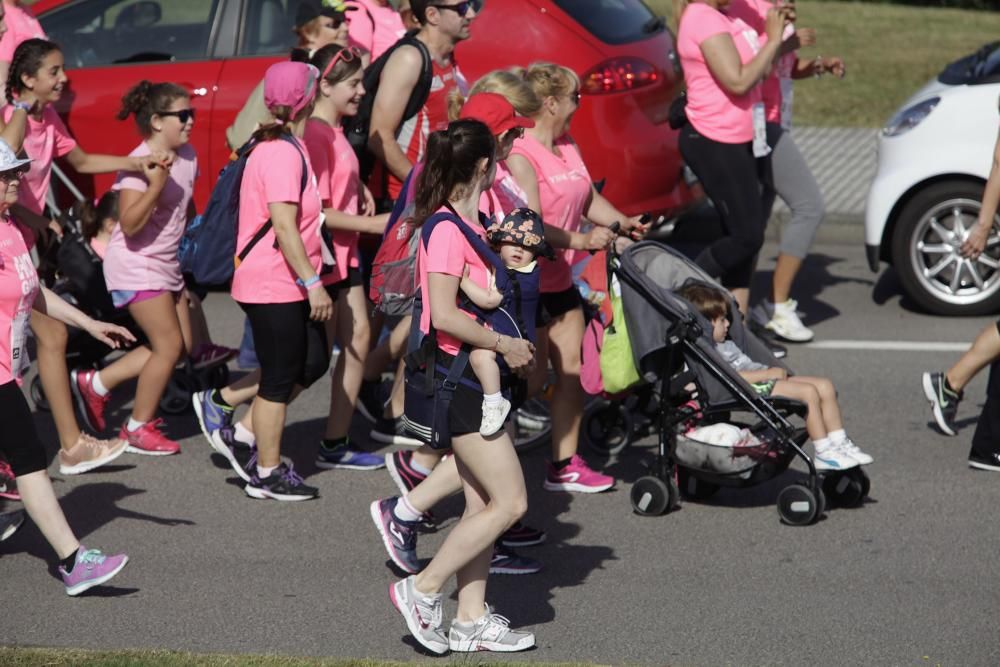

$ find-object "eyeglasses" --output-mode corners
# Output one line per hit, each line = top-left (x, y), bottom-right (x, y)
(321, 46), (361, 81)
(0, 165), (29, 181)
(158, 108), (196, 124)
(430, 0), (482, 17)
(501, 126), (525, 142)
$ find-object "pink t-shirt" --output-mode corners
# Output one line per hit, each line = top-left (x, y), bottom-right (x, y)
(678, 2), (763, 143)
(726, 0), (790, 123)
(90, 237), (107, 260)
(347, 0), (406, 61)
(509, 134), (591, 293)
(417, 207), (490, 356)
(0, 215), (39, 385)
(231, 137), (324, 304)
(103, 142), (197, 292)
(303, 119), (361, 286)
(0, 2), (45, 62)
(3, 105), (77, 249)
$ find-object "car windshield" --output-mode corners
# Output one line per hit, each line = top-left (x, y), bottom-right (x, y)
(939, 41), (1000, 85)
(551, 0), (663, 46)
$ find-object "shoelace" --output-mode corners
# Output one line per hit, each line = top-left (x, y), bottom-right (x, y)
(217, 425), (236, 445)
(473, 611), (512, 643)
(280, 464), (306, 487)
(79, 549), (107, 567)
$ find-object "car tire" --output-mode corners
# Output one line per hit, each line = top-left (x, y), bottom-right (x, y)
(891, 180), (1000, 316)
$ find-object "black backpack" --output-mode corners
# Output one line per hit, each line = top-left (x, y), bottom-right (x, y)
(345, 30), (434, 184)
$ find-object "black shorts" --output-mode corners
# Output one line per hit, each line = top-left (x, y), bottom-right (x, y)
(436, 350), (485, 437)
(536, 286), (583, 328)
(0, 381), (47, 477)
(327, 267), (364, 297)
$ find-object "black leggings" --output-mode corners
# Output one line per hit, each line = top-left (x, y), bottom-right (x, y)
(679, 124), (769, 289)
(0, 381), (47, 477)
(240, 300), (330, 404)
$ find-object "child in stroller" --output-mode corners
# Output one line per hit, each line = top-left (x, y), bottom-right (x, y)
(678, 283), (873, 470)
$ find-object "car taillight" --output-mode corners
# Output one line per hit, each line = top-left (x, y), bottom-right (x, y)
(581, 57), (660, 95)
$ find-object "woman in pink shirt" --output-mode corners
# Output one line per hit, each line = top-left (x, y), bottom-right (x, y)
(305, 44), (389, 470)
(674, 0), (789, 313)
(0, 0), (43, 103)
(233, 61), (333, 502)
(347, 0), (406, 62)
(389, 118), (536, 654)
(506, 62), (647, 495)
(6, 39), (170, 474)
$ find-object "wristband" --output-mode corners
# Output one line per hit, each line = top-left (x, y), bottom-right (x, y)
(296, 275), (321, 289)
(11, 101), (31, 112)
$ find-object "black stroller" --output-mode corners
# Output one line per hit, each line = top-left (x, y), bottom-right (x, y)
(612, 241), (870, 526)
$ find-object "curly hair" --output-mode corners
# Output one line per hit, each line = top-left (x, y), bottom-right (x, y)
(117, 80), (190, 137)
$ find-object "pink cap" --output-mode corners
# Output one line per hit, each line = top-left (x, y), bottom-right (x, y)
(264, 61), (320, 119)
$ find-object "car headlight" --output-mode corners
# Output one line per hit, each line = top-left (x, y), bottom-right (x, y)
(882, 97), (940, 137)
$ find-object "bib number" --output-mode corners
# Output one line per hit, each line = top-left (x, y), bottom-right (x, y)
(752, 103), (771, 158)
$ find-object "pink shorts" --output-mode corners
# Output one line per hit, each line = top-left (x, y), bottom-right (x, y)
(110, 289), (175, 309)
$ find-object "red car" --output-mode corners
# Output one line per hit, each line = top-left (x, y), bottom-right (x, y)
(34, 0), (696, 216)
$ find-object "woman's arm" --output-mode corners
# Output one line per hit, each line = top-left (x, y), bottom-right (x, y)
(323, 206), (389, 235)
(962, 128), (1000, 258)
(585, 187), (649, 238)
(269, 201), (333, 321)
(428, 271), (533, 372)
(33, 286), (136, 348)
(700, 7), (789, 96)
(118, 162), (170, 237)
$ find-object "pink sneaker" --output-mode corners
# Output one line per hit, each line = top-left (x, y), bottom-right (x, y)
(120, 419), (180, 456)
(59, 545), (129, 596)
(0, 458), (19, 501)
(543, 454), (614, 493)
(70, 369), (111, 432)
(190, 343), (237, 370)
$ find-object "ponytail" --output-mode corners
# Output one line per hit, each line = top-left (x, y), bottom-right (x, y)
(80, 190), (120, 242)
(117, 80), (189, 136)
(7, 38), (60, 106)
(414, 119), (496, 225)
(251, 105), (295, 143)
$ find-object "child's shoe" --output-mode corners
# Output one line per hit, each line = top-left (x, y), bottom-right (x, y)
(190, 343), (237, 370)
(70, 369), (110, 432)
(59, 546), (129, 596)
(120, 419), (181, 456)
(244, 462), (318, 501)
(813, 442), (859, 471)
(480, 397), (511, 436)
(58, 434), (128, 475)
(838, 437), (873, 465)
(922, 371), (961, 436)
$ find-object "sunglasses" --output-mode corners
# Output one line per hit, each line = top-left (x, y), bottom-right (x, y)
(0, 165), (29, 181)
(158, 108), (196, 124)
(430, 0), (482, 17)
(321, 46), (362, 80)
(566, 90), (581, 105)
(501, 126), (525, 142)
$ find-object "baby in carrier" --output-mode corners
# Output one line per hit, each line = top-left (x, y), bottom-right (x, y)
(459, 208), (553, 436)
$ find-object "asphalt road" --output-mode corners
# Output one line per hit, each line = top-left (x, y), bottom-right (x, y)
(3, 236), (999, 666)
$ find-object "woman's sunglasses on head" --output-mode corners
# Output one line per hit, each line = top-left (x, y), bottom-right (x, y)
(158, 108), (196, 124)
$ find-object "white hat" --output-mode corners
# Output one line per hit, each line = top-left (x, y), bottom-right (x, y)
(0, 139), (31, 174)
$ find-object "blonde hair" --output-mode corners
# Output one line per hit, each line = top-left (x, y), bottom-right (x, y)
(515, 62), (580, 111)
(447, 69), (543, 122)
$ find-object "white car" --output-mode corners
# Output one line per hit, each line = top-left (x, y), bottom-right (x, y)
(865, 41), (1000, 315)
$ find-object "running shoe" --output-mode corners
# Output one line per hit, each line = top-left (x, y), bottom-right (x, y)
(0, 459), (19, 501)
(357, 378), (388, 423)
(386, 450), (428, 494)
(747, 319), (789, 359)
(316, 442), (385, 470)
(814, 442), (859, 471)
(0, 509), (24, 542)
(838, 437), (874, 465)
(192, 390), (234, 441)
(119, 419), (180, 456)
(59, 546), (129, 596)
(70, 369), (111, 432)
(751, 299), (815, 343)
(190, 343), (238, 370)
(480, 398), (511, 436)
(922, 371), (962, 436)
(209, 427), (255, 482)
(448, 604), (535, 653)
(389, 575), (448, 655)
(371, 416), (424, 448)
(968, 451), (1000, 472)
(490, 543), (542, 575)
(58, 434), (128, 475)
(499, 521), (547, 548)
(370, 497), (421, 574)
(543, 454), (614, 493)
(244, 462), (318, 501)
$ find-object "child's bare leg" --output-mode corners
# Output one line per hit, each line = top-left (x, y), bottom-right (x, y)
(947, 321), (1000, 392)
(771, 380), (824, 440)
(469, 348), (501, 396)
(788, 376), (843, 433)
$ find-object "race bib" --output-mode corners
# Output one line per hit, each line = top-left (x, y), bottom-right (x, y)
(9, 310), (28, 380)
(752, 103), (771, 158)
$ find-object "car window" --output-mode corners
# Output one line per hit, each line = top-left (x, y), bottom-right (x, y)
(240, 0), (297, 57)
(939, 41), (1000, 86)
(40, 0), (220, 67)
(551, 0), (661, 46)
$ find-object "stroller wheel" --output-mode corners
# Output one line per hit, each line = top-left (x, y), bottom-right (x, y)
(30, 374), (50, 412)
(855, 468), (871, 499)
(160, 372), (194, 415)
(630, 475), (677, 517)
(823, 470), (866, 508)
(677, 467), (720, 501)
(776, 484), (820, 526)
(582, 400), (633, 456)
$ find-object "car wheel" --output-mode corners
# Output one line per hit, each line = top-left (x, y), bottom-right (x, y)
(891, 180), (1000, 316)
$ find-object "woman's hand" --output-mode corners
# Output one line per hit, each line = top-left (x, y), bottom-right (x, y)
(822, 56), (846, 78)
(308, 286), (334, 321)
(962, 221), (993, 259)
(621, 214), (650, 240)
(83, 319), (137, 349)
(765, 6), (790, 42)
(498, 335), (535, 377)
(583, 226), (616, 251)
(362, 184), (376, 217)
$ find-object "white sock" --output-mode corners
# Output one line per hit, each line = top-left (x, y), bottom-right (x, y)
(234, 422), (256, 446)
(256, 464), (277, 479)
(828, 429), (847, 444)
(813, 436), (832, 451)
(126, 417), (146, 432)
(483, 391), (503, 407)
(410, 459), (432, 476)
(91, 371), (110, 397)
(393, 496), (423, 523)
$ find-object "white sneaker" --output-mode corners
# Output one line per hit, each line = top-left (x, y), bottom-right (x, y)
(814, 442), (859, 471)
(755, 299), (814, 343)
(480, 398), (511, 436)
(837, 437), (874, 465)
(449, 604), (535, 652)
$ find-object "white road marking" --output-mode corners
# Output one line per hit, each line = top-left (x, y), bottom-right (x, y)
(804, 340), (969, 352)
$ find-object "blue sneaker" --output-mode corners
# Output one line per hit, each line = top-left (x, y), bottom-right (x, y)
(316, 442), (385, 470)
(490, 543), (543, 575)
(192, 390), (234, 442)
(370, 497), (421, 574)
